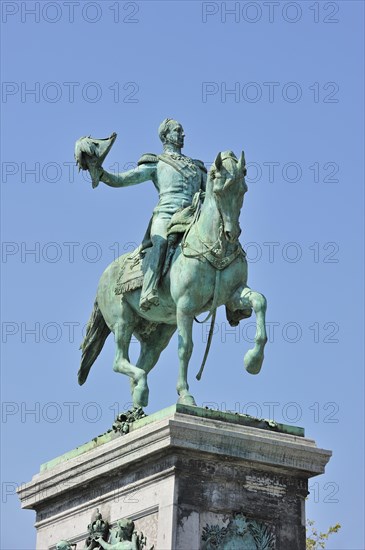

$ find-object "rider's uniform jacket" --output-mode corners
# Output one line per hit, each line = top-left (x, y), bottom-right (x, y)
(101, 152), (207, 217)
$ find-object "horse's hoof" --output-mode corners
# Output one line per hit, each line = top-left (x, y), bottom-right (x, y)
(244, 350), (264, 375)
(133, 382), (149, 408)
(177, 394), (197, 406)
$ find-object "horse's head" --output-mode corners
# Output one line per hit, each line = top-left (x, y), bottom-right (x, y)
(209, 150), (247, 243)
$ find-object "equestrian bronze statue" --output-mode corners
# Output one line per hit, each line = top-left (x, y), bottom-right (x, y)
(75, 119), (268, 408)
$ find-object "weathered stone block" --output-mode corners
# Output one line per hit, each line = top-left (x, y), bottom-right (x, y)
(17, 404), (331, 549)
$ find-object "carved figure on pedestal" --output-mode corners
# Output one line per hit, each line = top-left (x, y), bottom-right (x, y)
(84, 509), (109, 549)
(95, 518), (151, 550)
(56, 512), (151, 550)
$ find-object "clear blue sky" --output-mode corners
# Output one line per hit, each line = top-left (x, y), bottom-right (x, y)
(1, 1), (364, 548)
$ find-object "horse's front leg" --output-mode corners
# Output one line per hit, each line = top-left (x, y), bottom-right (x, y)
(176, 309), (196, 406)
(240, 287), (268, 375)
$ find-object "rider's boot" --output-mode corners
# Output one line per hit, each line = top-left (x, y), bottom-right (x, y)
(140, 288), (159, 311)
(139, 238), (167, 311)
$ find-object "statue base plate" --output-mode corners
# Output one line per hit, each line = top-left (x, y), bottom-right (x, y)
(18, 404), (331, 550)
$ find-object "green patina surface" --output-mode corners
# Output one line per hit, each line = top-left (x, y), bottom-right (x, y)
(41, 405), (304, 473)
(77, 123), (269, 413)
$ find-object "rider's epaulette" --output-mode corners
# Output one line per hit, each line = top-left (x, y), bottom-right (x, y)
(193, 159), (207, 173)
(137, 153), (158, 165)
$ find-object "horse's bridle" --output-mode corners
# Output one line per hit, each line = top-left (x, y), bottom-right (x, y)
(181, 188), (236, 261)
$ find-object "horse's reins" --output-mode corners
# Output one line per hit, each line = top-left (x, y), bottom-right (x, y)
(181, 190), (233, 381)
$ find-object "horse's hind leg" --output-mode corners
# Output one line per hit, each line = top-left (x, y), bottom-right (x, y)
(113, 302), (149, 408)
(229, 286), (268, 375)
(129, 324), (176, 396)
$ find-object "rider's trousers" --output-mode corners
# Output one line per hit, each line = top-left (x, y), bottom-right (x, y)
(140, 212), (170, 302)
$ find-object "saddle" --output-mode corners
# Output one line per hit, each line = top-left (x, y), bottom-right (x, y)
(114, 249), (145, 296)
(114, 201), (198, 297)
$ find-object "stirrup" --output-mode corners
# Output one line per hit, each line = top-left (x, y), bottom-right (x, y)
(139, 290), (159, 311)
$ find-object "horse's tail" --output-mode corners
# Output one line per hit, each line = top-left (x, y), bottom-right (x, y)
(78, 299), (111, 385)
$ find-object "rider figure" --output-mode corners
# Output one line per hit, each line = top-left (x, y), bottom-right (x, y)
(90, 119), (207, 311)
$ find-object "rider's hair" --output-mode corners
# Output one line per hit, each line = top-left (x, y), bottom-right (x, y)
(158, 118), (180, 143)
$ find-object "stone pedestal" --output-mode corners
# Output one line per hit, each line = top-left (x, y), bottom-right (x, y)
(18, 404), (331, 550)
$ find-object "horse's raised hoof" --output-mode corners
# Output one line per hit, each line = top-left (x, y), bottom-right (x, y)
(177, 393), (197, 406)
(244, 349), (264, 375)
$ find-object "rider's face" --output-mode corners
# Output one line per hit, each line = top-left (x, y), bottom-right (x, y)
(166, 123), (185, 148)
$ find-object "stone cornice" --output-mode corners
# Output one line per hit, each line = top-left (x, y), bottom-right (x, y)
(17, 406), (331, 511)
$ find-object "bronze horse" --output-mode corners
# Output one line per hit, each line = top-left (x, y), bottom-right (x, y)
(78, 151), (267, 407)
